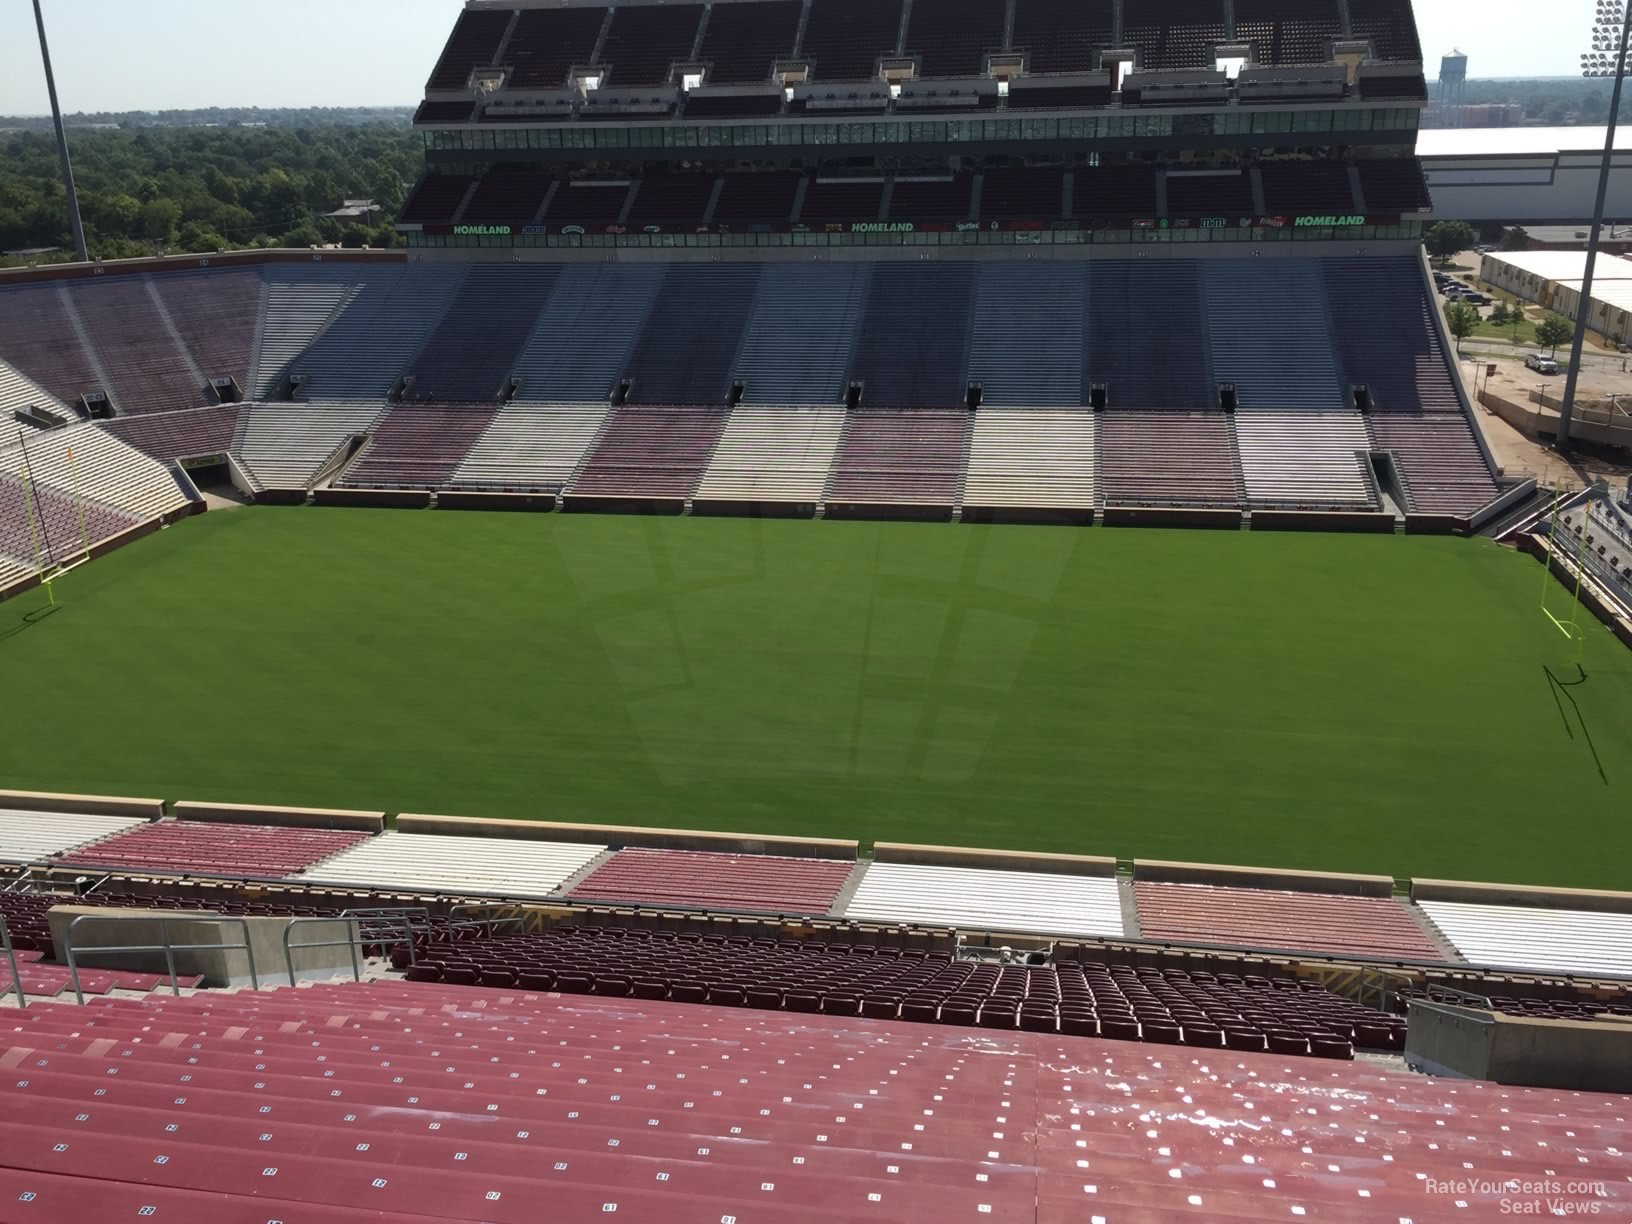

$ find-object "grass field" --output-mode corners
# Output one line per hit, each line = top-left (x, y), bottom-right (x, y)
(1, 507), (1628, 888)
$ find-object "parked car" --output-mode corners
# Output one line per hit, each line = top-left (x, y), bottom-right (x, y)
(1525, 353), (1560, 374)
(1464, 292), (1492, 305)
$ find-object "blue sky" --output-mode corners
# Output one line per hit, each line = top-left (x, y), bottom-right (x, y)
(0, 0), (1597, 115)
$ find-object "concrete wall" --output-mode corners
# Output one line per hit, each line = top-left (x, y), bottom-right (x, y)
(313, 488), (432, 509)
(1103, 507), (1243, 529)
(1411, 877), (1632, 914)
(0, 789), (162, 820)
(872, 842), (1116, 876)
(436, 491), (558, 512)
(395, 813), (857, 859)
(1134, 858), (1395, 896)
(172, 800), (385, 833)
(1249, 510), (1396, 533)
(48, 905), (361, 987)
(1406, 998), (1632, 1090)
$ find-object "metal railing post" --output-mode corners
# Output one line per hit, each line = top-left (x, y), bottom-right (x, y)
(0, 918), (24, 1010)
(64, 914), (258, 1002)
(284, 914), (397, 987)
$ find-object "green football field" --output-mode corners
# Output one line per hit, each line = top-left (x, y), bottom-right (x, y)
(1, 507), (1628, 888)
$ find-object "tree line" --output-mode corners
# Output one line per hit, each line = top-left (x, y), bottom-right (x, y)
(0, 124), (424, 266)
(1443, 77), (1632, 126)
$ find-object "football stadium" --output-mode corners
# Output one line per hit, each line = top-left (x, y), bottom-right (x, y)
(0, 0), (1630, 1219)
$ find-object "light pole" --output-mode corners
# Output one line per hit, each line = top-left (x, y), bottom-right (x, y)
(1564, 1), (1632, 448)
(31, 0), (88, 263)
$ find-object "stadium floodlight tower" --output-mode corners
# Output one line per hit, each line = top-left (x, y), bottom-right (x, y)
(1563, 0), (1632, 447)
(31, 0), (89, 263)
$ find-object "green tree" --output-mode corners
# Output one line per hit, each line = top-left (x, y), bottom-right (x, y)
(137, 197), (181, 242)
(1535, 313), (1574, 357)
(1425, 220), (1477, 265)
(176, 221), (228, 253)
(1500, 225), (1530, 252)
(1444, 301), (1480, 354)
(1489, 301), (1511, 326)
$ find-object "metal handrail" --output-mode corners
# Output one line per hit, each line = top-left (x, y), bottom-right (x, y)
(282, 907), (433, 986)
(282, 916), (364, 988)
(63, 913), (258, 1005)
(0, 917), (25, 1010)
(446, 903), (531, 938)
(342, 906), (433, 965)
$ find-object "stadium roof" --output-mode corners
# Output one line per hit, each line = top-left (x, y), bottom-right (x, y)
(1418, 125), (1632, 158)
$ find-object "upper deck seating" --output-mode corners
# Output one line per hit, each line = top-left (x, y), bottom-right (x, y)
(425, 8), (512, 91)
(598, 3), (705, 86)
(1122, 0), (1227, 71)
(1234, 0), (1343, 65)
(904, 0), (1007, 79)
(1348, 0), (1423, 63)
(697, 0), (801, 84)
(503, 7), (607, 89)
(799, 0), (903, 81)
(1011, 0), (1113, 74)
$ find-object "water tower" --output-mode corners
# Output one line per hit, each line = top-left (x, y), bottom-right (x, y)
(1438, 49), (1468, 125)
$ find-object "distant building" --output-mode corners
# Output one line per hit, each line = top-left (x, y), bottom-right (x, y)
(321, 199), (382, 224)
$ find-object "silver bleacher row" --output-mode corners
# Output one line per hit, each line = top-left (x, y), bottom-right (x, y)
(3, 807), (1627, 982)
